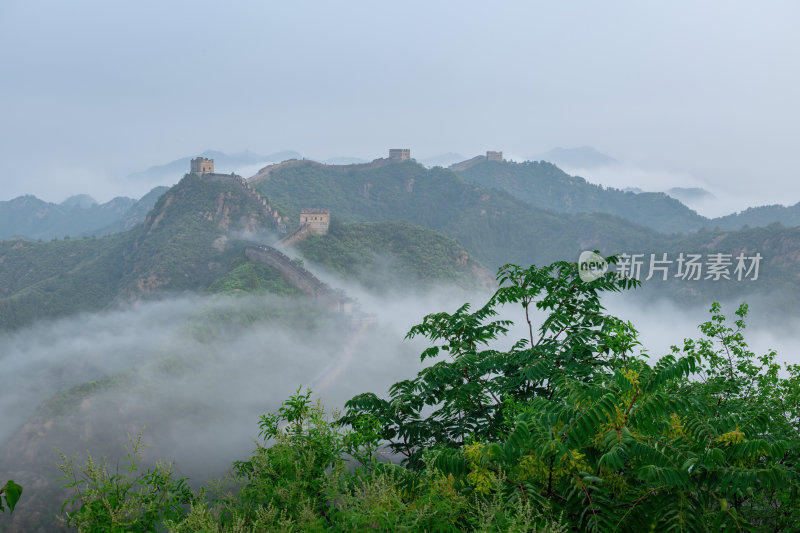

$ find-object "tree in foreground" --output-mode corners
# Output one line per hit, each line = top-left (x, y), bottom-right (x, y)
(341, 258), (800, 531)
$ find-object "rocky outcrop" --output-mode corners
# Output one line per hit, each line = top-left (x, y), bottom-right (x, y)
(202, 173), (286, 232)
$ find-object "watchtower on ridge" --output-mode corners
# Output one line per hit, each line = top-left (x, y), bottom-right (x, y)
(190, 157), (214, 175)
(300, 208), (330, 235)
(389, 148), (411, 161)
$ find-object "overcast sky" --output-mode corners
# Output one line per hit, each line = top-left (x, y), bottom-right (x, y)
(1, 1), (798, 205)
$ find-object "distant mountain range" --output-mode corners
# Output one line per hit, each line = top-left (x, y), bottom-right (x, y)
(10, 156), (799, 335)
(4, 149), (800, 243)
(0, 187), (167, 241)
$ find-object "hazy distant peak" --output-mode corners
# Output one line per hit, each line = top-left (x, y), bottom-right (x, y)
(198, 149), (227, 158)
(61, 194), (98, 209)
(128, 150), (305, 186)
(535, 146), (618, 169)
(664, 187), (715, 202)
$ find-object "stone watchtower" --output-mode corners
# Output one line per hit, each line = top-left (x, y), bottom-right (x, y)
(486, 151), (503, 162)
(299, 208), (330, 235)
(389, 148), (411, 161)
(190, 157), (214, 175)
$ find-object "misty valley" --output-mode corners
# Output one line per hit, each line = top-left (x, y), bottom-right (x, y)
(2, 153), (800, 532)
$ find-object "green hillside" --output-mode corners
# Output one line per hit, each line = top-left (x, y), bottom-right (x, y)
(0, 174), (277, 330)
(455, 160), (707, 234)
(93, 186), (170, 235)
(116, 173), (277, 294)
(251, 160), (661, 269)
(713, 203), (800, 230)
(648, 224), (800, 309)
(454, 159), (800, 233)
(250, 159), (800, 313)
(0, 236), (127, 330)
(0, 173), (492, 331)
(295, 220), (492, 291)
(4, 162), (800, 330)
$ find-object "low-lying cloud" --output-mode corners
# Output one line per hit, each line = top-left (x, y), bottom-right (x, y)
(1, 275), (797, 531)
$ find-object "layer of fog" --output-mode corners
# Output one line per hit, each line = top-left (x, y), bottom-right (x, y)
(1, 270), (797, 511)
(0, 283), (493, 483)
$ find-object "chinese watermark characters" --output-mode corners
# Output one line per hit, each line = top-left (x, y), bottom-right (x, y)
(579, 252), (762, 282)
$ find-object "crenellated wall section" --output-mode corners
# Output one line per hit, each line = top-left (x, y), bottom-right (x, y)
(245, 244), (351, 312)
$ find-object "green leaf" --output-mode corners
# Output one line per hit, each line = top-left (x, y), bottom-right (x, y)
(1, 480), (22, 514)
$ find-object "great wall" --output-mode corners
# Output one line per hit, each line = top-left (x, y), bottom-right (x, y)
(244, 244), (351, 312)
(448, 150), (503, 171)
(189, 149), (501, 315)
(191, 157), (287, 233)
(191, 157), (346, 312)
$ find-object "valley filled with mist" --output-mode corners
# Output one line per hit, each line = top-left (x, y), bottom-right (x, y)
(1, 150), (800, 531)
(2, 2), (799, 530)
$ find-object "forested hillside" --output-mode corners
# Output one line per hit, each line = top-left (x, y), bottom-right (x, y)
(251, 159), (800, 312)
(296, 220), (493, 292)
(455, 160), (707, 234)
(0, 173), (488, 331)
(455, 158), (800, 233)
(0, 175), (275, 330)
(251, 159), (660, 270)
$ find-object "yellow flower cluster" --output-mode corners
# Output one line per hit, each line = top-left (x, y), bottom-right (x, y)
(668, 412), (685, 439)
(515, 449), (590, 485)
(716, 427), (745, 447)
(463, 443), (495, 495)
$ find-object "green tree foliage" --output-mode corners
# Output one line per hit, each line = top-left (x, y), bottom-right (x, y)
(296, 220), (485, 291)
(54, 256), (800, 531)
(165, 389), (564, 532)
(341, 256), (800, 530)
(56, 431), (195, 532)
(341, 257), (639, 467)
(207, 254), (299, 296)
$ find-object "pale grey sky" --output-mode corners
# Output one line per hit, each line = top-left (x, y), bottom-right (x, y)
(1, 0), (798, 207)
